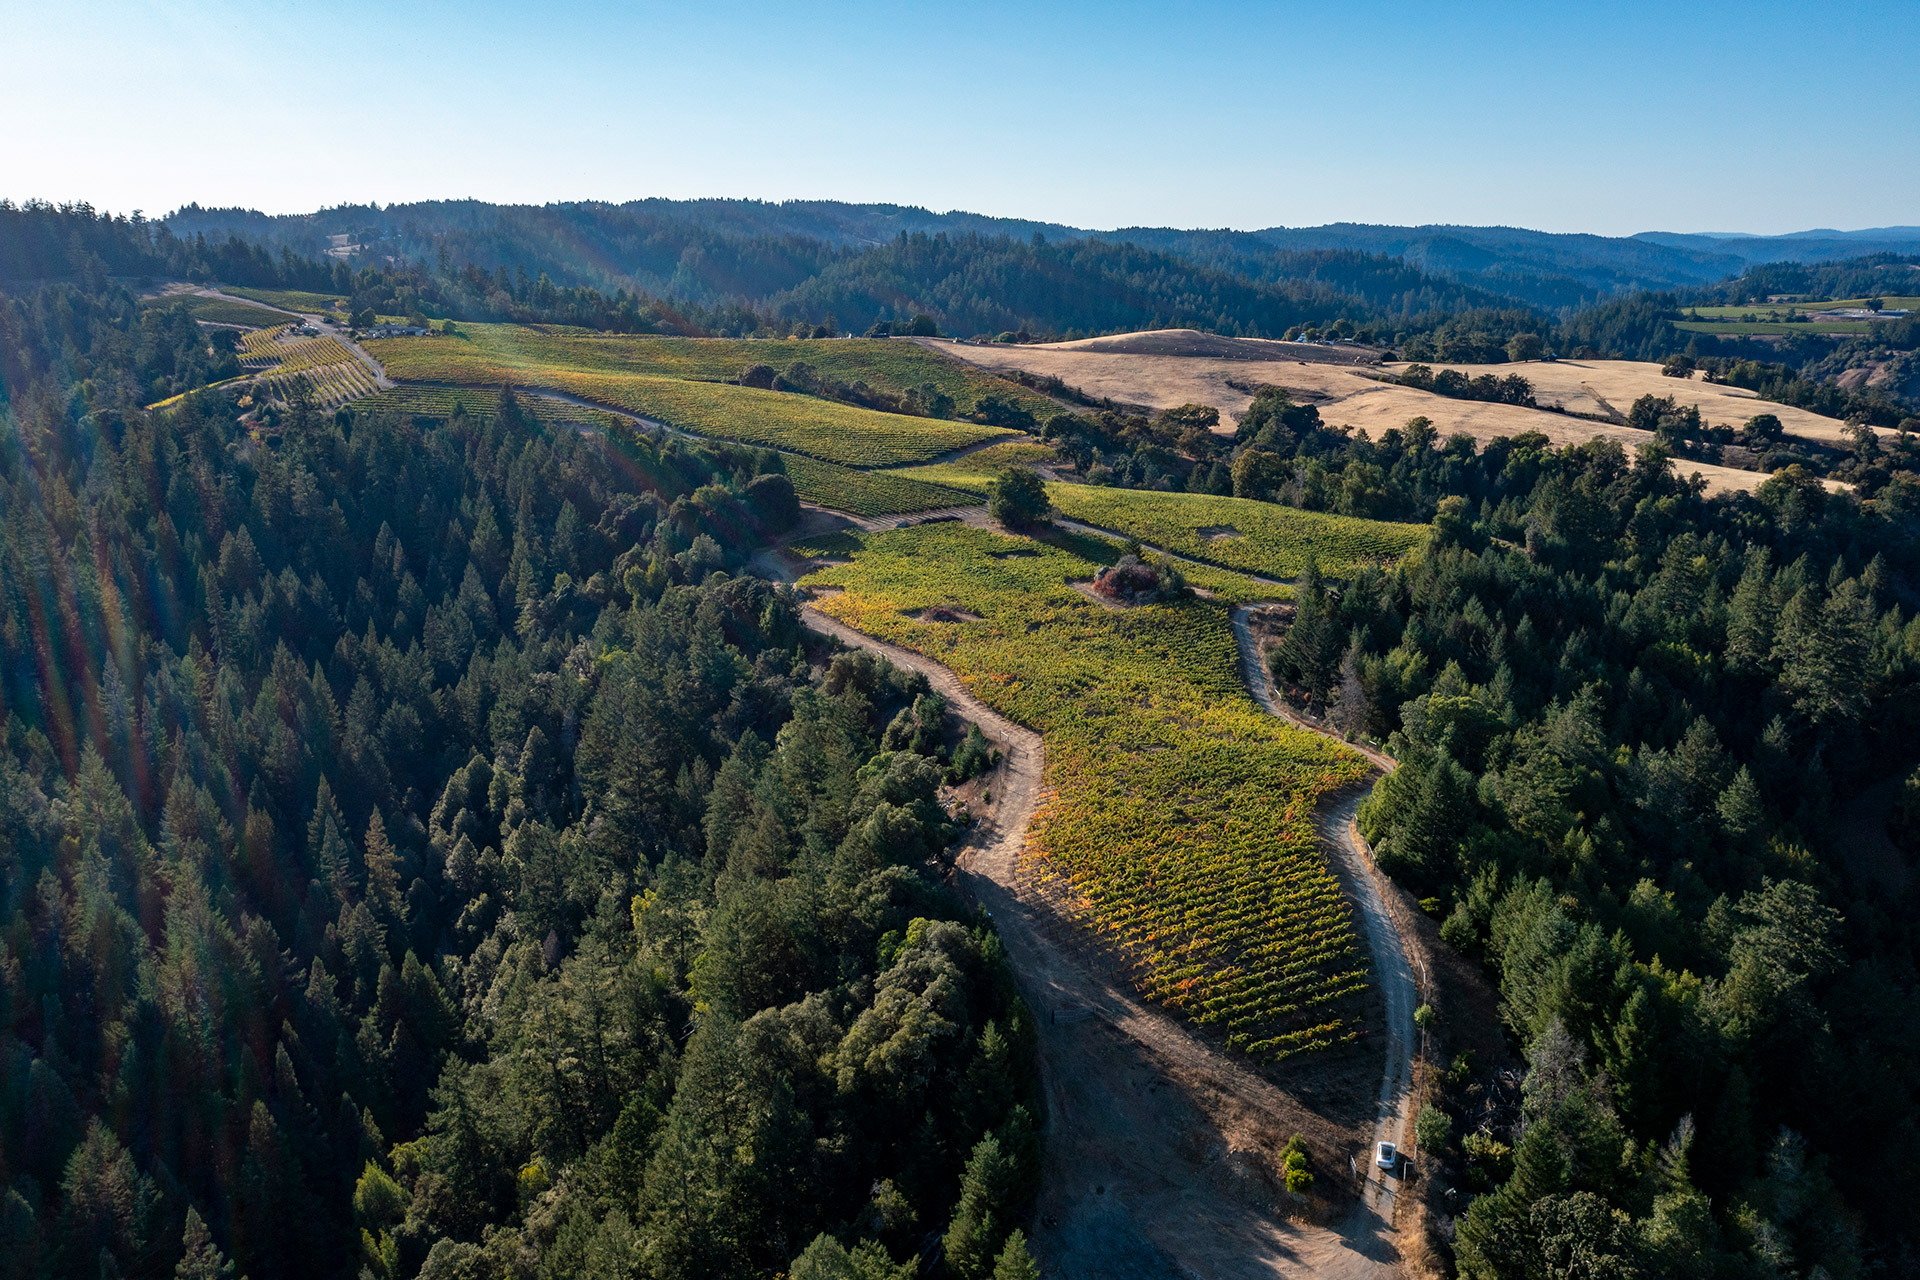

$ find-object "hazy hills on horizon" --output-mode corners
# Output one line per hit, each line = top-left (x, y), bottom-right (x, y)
(163, 197), (1920, 313)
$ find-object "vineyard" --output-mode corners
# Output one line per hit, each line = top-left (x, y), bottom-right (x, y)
(259, 361), (379, 409)
(1046, 484), (1429, 579)
(367, 323), (1059, 420)
(238, 328), (380, 409)
(142, 294), (289, 328)
(802, 522), (1377, 1062)
(360, 340), (1016, 466)
(222, 286), (349, 316)
(346, 386), (975, 515)
(781, 456), (977, 516)
(885, 440), (1063, 493)
(351, 386), (631, 434)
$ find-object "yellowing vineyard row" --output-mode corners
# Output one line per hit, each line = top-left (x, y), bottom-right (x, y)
(1046, 484), (1429, 580)
(352, 386), (630, 433)
(362, 332), (1020, 467)
(365, 322), (1060, 420)
(259, 360), (380, 410)
(239, 329), (358, 374)
(802, 522), (1380, 1062)
(884, 440), (1065, 493)
(347, 385), (978, 516)
(237, 326), (380, 410)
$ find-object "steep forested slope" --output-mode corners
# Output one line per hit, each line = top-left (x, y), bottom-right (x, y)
(0, 279), (1040, 1280)
(1236, 423), (1920, 1276)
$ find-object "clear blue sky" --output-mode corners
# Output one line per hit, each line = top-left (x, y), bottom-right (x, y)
(4, 0), (1914, 236)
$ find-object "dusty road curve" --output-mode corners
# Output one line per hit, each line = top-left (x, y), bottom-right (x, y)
(801, 605), (1414, 1279)
(192, 287), (395, 389)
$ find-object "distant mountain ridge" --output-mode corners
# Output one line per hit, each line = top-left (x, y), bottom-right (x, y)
(164, 200), (1920, 314)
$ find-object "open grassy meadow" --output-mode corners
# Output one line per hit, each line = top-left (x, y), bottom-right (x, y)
(1045, 484), (1428, 579)
(1686, 297), (1920, 318)
(804, 521), (1373, 1061)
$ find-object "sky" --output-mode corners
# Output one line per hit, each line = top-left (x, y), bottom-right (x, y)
(3, 0), (1916, 237)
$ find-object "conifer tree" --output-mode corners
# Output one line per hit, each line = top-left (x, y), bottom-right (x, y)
(175, 1208), (239, 1280)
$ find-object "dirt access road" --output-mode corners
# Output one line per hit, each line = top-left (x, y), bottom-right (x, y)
(1232, 607), (1421, 1225)
(191, 286), (395, 390)
(801, 605), (1420, 1279)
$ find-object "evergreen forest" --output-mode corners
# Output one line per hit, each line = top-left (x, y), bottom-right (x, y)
(0, 272), (1041, 1280)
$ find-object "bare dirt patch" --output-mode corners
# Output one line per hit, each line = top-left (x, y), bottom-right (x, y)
(1067, 581), (1128, 610)
(909, 604), (984, 623)
(1198, 524), (1244, 540)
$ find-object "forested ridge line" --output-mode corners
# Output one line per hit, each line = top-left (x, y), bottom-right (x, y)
(0, 268), (1047, 1280)
(11, 199), (1919, 424)
(1250, 430), (1920, 1276)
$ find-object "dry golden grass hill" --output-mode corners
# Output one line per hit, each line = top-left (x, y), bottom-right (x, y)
(926, 331), (1853, 496)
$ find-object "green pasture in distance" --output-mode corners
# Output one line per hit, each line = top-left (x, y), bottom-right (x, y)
(1687, 296), (1920, 317)
(1676, 319), (1874, 336)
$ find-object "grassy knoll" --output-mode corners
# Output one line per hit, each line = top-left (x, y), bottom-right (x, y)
(804, 521), (1369, 1061)
(368, 323), (1060, 418)
(1045, 484), (1428, 579)
(364, 334), (1017, 467)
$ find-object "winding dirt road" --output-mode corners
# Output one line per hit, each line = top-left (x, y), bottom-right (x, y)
(801, 604), (1421, 1278)
(1232, 606), (1421, 1224)
(190, 286), (395, 389)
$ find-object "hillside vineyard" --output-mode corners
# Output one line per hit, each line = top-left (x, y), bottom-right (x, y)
(1, 198), (1919, 1280)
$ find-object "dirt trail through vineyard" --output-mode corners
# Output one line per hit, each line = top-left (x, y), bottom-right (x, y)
(194, 287), (394, 389)
(800, 605), (1414, 1279)
(1232, 607), (1422, 1231)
